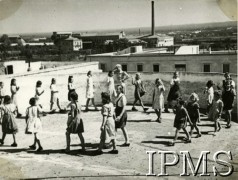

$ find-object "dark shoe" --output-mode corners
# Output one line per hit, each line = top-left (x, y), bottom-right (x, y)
(121, 143), (130, 147)
(108, 149), (118, 154)
(29, 145), (36, 150)
(95, 149), (103, 155)
(132, 107), (138, 111)
(195, 134), (202, 138)
(0, 140), (4, 145)
(37, 146), (43, 152)
(16, 113), (22, 118)
(217, 127), (221, 132)
(168, 141), (175, 146)
(11, 143), (18, 147)
(156, 118), (161, 123)
(143, 108), (149, 112)
(103, 143), (113, 149)
(84, 108), (89, 112)
(184, 139), (192, 143)
(163, 109), (170, 113)
(226, 124), (231, 129)
(94, 107), (100, 111)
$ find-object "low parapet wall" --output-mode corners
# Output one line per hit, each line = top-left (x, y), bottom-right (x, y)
(1, 68), (237, 121)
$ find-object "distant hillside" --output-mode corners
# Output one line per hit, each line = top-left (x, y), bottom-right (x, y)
(3, 21), (237, 38)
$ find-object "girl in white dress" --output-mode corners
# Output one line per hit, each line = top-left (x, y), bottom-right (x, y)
(85, 71), (98, 111)
(35, 81), (44, 108)
(10, 78), (21, 117)
(25, 97), (43, 151)
(50, 78), (62, 111)
(152, 78), (165, 123)
(107, 71), (117, 101)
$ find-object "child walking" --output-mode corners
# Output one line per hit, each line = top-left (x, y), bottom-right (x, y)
(169, 99), (193, 146)
(85, 71), (98, 111)
(25, 97), (43, 151)
(0, 95), (18, 146)
(209, 90), (223, 135)
(97, 92), (118, 154)
(0, 82), (5, 105)
(222, 82), (236, 128)
(164, 72), (181, 113)
(204, 80), (214, 115)
(152, 78), (165, 123)
(68, 76), (76, 101)
(35, 81), (44, 108)
(107, 71), (117, 102)
(50, 78), (62, 111)
(187, 93), (201, 138)
(65, 92), (85, 153)
(10, 78), (21, 117)
(132, 73), (148, 112)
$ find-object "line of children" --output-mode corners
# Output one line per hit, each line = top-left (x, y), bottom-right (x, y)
(0, 71), (236, 152)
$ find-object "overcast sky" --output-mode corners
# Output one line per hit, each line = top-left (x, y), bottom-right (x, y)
(0, 0), (233, 34)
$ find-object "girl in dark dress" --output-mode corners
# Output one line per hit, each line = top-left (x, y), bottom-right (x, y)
(115, 85), (130, 146)
(68, 76), (76, 101)
(0, 95), (18, 147)
(65, 92), (85, 153)
(164, 71), (181, 113)
(132, 73), (148, 112)
(187, 93), (201, 138)
(169, 99), (193, 146)
(222, 82), (236, 128)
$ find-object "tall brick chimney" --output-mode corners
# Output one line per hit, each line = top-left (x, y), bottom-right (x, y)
(151, 1), (155, 35)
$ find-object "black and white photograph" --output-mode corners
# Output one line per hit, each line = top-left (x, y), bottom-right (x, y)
(0, 0), (237, 179)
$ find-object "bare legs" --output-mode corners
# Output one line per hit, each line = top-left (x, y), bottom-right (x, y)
(50, 98), (61, 111)
(225, 110), (232, 128)
(190, 119), (201, 138)
(121, 127), (130, 144)
(155, 109), (162, 123)
(85, 98), (98, 111)
(0, 133), (17, 146)
(65, 132), (85, 152)
(171, 128), (191, 146)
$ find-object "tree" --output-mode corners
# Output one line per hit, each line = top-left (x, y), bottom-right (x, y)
(0, 34), (11, 60)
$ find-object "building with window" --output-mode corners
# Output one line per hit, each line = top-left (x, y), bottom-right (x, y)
(58, 36), (83, 53)
(87, 46), (237, 74)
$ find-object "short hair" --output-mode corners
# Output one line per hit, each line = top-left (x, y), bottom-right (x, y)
(206, 80), (214, 87)
(101, 92), (111, 104)
(108, 71), (113, 76)
(224, 72), (230, 77)
(214, 90), (222, 98)
(178, 99), (185, 106)
(87, 71), (92, 76)
(174, 71), (179, 76)
(70, 91), (78, 101)
(0, 82), (3, 86)
(190, 92), (199, 102)
(10, 78), (16, 86)
(4, 95), (11, 104)
(68, 76), (73, 83)
(51, 78), (56, 84)
(36, 80), (42, 87)
(116, 85), (124, 94)
(29, 97), (36, 106)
